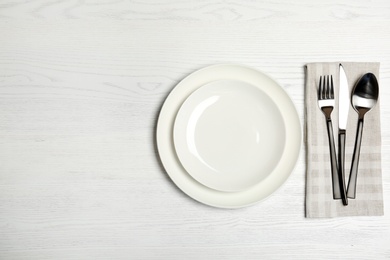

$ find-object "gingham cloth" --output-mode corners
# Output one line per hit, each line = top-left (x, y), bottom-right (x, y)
(305, 62), (384, 218)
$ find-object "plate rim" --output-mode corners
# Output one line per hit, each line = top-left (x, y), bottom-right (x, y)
(156, 63), (301, 208)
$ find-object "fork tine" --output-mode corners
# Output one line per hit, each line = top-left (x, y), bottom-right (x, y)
(322, 76), (326, 99)
(324, 75), (329, 99)
(318, 76), (322, 100)
(326, 75), (331, 99)
(330, 75), (334, 99)
(321, 76), (326, 100)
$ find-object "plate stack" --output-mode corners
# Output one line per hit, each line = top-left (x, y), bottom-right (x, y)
(156, 64), (301, 208)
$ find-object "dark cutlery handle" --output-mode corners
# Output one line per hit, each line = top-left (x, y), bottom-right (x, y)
(347, 118), (364, 199)
(338, 130), (348, 206)
(325, 119), (341, 199)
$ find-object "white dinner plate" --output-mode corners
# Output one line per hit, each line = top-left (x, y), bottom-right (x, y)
(173, 80), (286, 192)
(156, 64), (301, 208)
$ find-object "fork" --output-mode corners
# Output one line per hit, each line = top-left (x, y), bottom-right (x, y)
(318, 75), (341, 199)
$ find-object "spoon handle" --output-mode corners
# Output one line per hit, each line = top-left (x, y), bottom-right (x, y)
(347, 118), (364, 199)
(338, 130), (348, 205)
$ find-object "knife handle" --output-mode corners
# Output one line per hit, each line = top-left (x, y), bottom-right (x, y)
(347, 118), (364, 199)
(338, 130), (348, 206)
(325, 119), (341, 199)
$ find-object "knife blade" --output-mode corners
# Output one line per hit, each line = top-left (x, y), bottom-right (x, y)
(338, 64), (349, 206)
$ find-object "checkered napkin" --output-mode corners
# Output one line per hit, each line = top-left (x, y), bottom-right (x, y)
(305, 62), (384, 218)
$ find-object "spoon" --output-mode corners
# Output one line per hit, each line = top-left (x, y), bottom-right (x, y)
(347, 73), (379, 199)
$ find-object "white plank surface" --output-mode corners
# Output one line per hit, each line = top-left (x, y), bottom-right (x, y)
(1, 1), (390, 259)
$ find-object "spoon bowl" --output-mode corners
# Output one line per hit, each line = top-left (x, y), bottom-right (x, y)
(351, 73), (379, 115)
(347, 73), (379, 199)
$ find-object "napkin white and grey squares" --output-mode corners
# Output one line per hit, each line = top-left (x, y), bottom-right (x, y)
(305, 62), (384, 218)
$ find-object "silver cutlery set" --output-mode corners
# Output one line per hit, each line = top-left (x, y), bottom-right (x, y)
(318, 64), (379, 206)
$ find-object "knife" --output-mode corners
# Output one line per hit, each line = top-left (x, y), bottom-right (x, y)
(338, 64), (349, 206)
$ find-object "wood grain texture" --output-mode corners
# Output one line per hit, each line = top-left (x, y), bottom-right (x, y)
(0, 0), (390, 259)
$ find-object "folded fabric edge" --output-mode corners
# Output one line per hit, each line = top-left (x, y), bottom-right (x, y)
(303, 64), (311, 218)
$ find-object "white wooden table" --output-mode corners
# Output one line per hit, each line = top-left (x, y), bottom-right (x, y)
(1, 1), (390, 259)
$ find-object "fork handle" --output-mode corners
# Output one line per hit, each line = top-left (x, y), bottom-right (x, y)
(325, 119), (341, 199)
(338, 130), (348, 206)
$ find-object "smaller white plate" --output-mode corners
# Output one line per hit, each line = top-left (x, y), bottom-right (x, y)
(174, 80), (286, 192)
